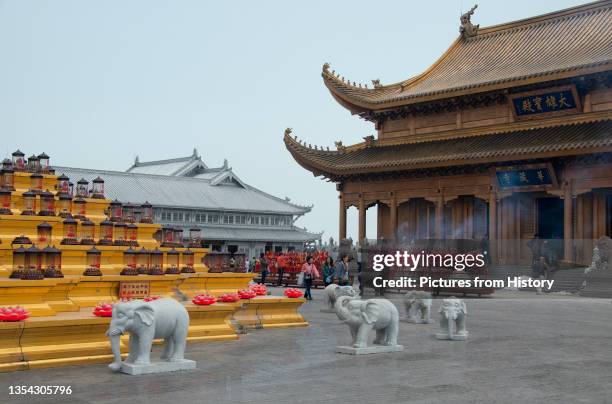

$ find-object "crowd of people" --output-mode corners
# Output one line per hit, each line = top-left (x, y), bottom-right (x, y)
(248, 250), (353, 300)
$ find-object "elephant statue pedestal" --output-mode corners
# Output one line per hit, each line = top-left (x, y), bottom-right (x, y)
(120, 359), (196, 376)
(321, 284), (356, 313)
(435, 297), (469, 341)
(106, 298), (197, 375)
(334, 295), (404, 355)
(401, 290), (433, 324)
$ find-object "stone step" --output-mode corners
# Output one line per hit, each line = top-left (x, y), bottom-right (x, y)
(549, 268), (585, 293)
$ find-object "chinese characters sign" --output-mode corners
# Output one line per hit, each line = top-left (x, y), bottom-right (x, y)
(119, 281), (150, 299)
(495, 165), (556, 190)
(510, 86), (580, 119)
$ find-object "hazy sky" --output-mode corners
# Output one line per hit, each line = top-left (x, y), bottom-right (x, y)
(0, 0), (586, 241)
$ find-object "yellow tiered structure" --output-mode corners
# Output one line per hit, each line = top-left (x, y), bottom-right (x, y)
(0, 168), (307, 372)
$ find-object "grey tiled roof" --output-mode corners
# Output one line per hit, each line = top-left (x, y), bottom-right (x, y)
(196, 226), (320, 242)
(54, 166), (311, 215)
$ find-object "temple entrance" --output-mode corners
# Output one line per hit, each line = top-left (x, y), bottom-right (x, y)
(537, 197), (564, 239)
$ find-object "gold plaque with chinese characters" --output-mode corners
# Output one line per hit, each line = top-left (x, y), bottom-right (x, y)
(509, 85), (581, 120)
(119, 281), (150, 299)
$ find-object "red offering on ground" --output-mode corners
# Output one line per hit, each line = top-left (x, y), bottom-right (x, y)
(249, 284), (267, 295)
(219, 293), (240, 303)
(0, 306), (30, 322)
(192, 294), (217, 305)
(284, 288), (303, 298)
(237, 289), (257, 299)
(93, 302), (114, 317)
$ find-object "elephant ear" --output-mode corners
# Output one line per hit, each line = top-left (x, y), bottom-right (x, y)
(461, 302), (467, 315)
(361, 301), (379, 325)
(134, 304), (155, 327)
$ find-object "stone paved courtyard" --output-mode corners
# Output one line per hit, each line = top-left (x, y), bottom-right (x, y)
(1, 288), (611, 404)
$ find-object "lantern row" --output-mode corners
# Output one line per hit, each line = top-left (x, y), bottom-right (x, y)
(10, 245), (196, 279)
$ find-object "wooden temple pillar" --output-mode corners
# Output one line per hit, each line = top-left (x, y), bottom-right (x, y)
(434, 196), (444, 239)
(338, 193), (347, 241)
(389, 192), (397, 240)
(488, 191), (498, 264)
(563, 184), (573, 262)
(358, 195), (366, 244)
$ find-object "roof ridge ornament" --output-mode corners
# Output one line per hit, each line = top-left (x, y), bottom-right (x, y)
(460, 4), (479, 37)
(371, 79), (382, 89)
(334, 141), (346, 152)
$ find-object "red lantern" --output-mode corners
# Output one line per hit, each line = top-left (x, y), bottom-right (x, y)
(122, 204), (135, 223)
(25, 245), (41, 270)
(37, 153), (50, 174)
(10, 245), (26, 278)
(27, 155), (39, 173)
(189, 228), (201, 247)
(42, 245), (63, 278)
(56, 174), (70, 196)
(39, 190), (55, 216)
(137, 248), (150, 274)
(80, 219), (95, 245)
(109, 200), (122, 222)
(0, 188), (12, 215)
(58, 194), (72, 218)
(181, 249), (195, 273)
(61, 215), (78, 245)
(98, 220), (113, 245)
(76, 178), (88, 198)
(11, 150), (25, 171)
(123, 247), (137, 268)
(91, 177), (104, 199)
(161, 227), (174, 247)
(127, 223), (138, 246)
(150, 248), (163, 273)
(21, 191), (36, 215)
(30, 173), (43, 193)
(1, 159), (15, 191)
(113, 222), (128, 246)
(120, 247), (139, 276)
(37, 222), (52, 244)
(173, 228), (183, 247)
(140, 201), (153, 223)
(73, 198), (86, 220)
(165, 249), (180, 274)
(84, 247), (102, 276)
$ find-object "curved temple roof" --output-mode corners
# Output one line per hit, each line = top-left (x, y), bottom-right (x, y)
(284, 120), (612, 180)
(323, 1), (612, 112)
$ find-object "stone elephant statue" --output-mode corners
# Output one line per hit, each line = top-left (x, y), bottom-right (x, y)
(323, 284), (356, 311)
(403, 290), (433, 324)
(436, 297), (468, 341)
(106, 298), (190, 372)
(334, 295), (399, 348)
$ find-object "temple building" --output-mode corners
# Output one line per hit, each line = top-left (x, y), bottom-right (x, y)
(56, 149), (319, 257)
(285, 1), (612, 266)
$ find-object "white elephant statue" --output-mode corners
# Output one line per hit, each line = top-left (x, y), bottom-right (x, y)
(322, 284), (356, 312)
(106, 298), (190, 372)
(334, 295), (400, 349)
(436, 297), (468, 341)
(403, 290), (432, 324)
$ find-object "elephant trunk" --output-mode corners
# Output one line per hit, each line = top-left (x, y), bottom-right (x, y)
(448, 316), (455, 339)
(107, 332), (122, 372)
